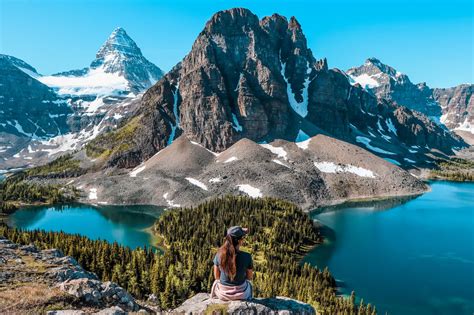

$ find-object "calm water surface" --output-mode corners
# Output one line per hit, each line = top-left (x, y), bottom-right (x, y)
(304, 181), (474, 315)
(8, 203), (164, 249)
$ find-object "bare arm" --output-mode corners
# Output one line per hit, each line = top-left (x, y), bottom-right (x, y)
(213, 265), (221, 280)
(246, 268), (253, 280)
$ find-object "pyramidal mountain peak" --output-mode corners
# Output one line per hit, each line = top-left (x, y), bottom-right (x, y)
(43, 27), (164, 95)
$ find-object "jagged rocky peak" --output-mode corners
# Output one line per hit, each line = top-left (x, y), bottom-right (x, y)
(347, 57), (409, 87)
(90, 27), (164, 91)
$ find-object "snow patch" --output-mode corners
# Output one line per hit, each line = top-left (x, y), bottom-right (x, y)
(167, 83), (180, 145)
(272, 159), (290, 168)
(385, 118), (397, 135)
(296, 138), (311, 150)
(237, 184), (262, 198)
(129, 165), (146, 177)
(224, 156), (238, 163)
(454, 118), (474, 134)
(348, 73), (380, 89)
(40, 133), (81, 156)
(281, 57), (310, 117)
(260, 144), (288, 160)
(163, 192), (180, 208)
(356, 136), (396, 155)
(190, 141), (219, 156)
(185, 177), (208, 191)
(404, 158), (416, 163)
(209, 177), (222, 183)
(314, 161), (376, 178)
(89, 188), (98, 200)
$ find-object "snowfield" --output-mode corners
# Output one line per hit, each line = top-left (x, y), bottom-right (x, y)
(38, 68), (129, 96)
(237, 184), (262, 198)
(314, 161), (376, 178)
(185, 177), (208, 191)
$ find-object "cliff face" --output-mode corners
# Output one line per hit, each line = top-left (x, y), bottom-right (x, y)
(89, 8), (464, 169)
(434, 84), (473, 133)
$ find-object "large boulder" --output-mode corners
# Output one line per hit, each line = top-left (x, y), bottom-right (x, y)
(172, 293), (316, 314)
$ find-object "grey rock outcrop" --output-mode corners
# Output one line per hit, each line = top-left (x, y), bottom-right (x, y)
(433, 84), (473, 134)
(0, 237), (140, 313)
(172, 293), (316, 314)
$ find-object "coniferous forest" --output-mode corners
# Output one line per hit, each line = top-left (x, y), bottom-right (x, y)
(0, 196), (377, 314)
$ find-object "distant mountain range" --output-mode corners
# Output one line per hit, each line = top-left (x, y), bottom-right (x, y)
(1, 8), (472, 209)
(347, 58), (473, 143)
(0, 28), (163, 168)
(85, 8), (466, 170)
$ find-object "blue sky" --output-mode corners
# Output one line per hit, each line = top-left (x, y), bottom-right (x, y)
(1, 0), (472, 87)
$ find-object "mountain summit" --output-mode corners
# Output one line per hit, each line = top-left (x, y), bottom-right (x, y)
(347, 58), (473, 142)
(90, 27), (164, 91)
(44, 27), (163, 95)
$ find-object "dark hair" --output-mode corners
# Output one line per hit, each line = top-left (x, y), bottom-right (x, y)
(218, 234), (240, 280)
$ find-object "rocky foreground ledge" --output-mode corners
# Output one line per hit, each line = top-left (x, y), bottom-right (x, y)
(174, 293), (316, 314)
(0, 237), (316, 314)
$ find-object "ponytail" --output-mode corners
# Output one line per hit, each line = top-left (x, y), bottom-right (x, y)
(218, 234), (239, 280)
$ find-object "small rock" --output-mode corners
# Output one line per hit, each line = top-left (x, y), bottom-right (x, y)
(93, 306), (126, 315)
(42, 248), (64, 258)
(19, 244), (38, 253)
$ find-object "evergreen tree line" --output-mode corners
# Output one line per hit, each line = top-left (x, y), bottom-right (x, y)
(430, 158), (474, 181)
(0, 196), (377, 314)
(0, 154), (81, 213)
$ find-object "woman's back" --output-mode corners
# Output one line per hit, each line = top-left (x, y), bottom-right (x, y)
(213, 250), (253, 286)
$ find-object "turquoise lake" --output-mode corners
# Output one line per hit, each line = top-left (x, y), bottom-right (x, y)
(7, 181), (474, 314)
(7, 203), (164, 249)
(304, 181), (474, 315)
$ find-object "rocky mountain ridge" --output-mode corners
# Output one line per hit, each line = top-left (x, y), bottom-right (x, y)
(88, 8), (465, 170)
(57, 134), (427, 211)
(347, 58), (473, 143)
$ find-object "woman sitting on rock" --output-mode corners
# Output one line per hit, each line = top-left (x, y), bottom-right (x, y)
(211, 226), (253, 301)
